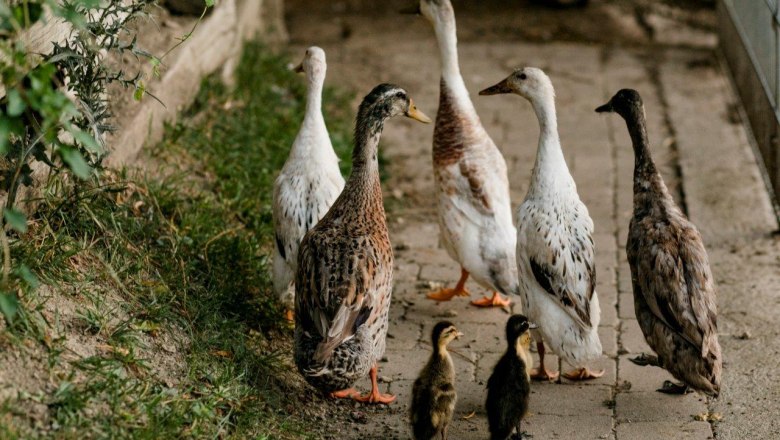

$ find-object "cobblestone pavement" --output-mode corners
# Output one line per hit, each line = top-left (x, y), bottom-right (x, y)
(290, 12), (780, 440)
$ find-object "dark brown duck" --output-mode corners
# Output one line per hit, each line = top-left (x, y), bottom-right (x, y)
(596, 89), (722, 397)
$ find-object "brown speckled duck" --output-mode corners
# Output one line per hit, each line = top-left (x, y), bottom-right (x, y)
(295, 84), (431, 404)
(596, 89), (722, 396)
(403, 0), (519, 308)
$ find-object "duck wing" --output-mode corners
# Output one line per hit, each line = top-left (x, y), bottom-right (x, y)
(526, 202), (596, 329)
(629, 219), (718, 357)
(295, 231), (384, 364)
(445, 147), (511, 225)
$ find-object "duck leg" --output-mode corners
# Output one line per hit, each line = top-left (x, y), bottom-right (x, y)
(629, 353), (660, 367)
(471, 291), (512, 308)
(284, 309), (294, 322)
(441, 425), (448, 440)
(329, 388), (360, 399)
(562, 367), (605, 381)
(427, 268), (472, 301)
(530, 342), (559, 381)
(353, 365), (396, 404)
(657, 380), (691, 395)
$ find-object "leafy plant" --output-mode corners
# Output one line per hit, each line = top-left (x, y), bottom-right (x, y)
(0, 0), (213, 325)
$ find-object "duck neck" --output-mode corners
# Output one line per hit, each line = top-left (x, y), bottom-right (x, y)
(530, 93), (568, 186)
(433, 342), (451, 360)
(346, 111), (384, 204)
(434, 14), (475, 115)
(624, 109), (670, 207)
(290, 75), (328, 159)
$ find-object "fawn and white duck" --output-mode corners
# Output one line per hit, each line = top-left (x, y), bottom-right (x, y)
(404, 0), (519, 307)
(480, 68), (603, 381)
(273, 47), (345, 320)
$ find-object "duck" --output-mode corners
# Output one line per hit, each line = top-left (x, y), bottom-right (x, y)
(480, 68), (604, 381)
(595, 89), (722, 396)
(294, 83), (432, 404)
(486, 314), (536, 440)
(402, 0), (519, 308)
(273, 47), (345, 320)
(410, 321), (462, 440)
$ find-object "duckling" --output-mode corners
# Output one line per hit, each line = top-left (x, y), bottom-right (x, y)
(273, 47), (345, 320)
(411, 321), (463, 440)
(480, 68), (604, 381)
(295, 84), (431, 404)
(402, 0), (518, 308)
(486, 314), (536, 440)
(596, 89), (722, 396)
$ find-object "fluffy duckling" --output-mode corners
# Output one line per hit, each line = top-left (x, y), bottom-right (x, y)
(411, 321), (463, 440)
(480, 68), (604, 381)
(295, 84), (431, 404)
(273, 47), (345, 320)
(403, 0), (519, 308)
(486, 315), (536, 440)
(596, 89), (722, 396)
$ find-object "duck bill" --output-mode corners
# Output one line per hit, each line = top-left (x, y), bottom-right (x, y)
(293, 62), (304, 74)
(528, 322), (539, 330)
(479, 79), (512, 96)
(595, 102), (613, 113)
(455, 331), (464, 339)
(405, 99), (432, 123)
(399, 4), (421, 14)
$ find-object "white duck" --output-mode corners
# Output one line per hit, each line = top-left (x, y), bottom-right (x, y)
(405, 0), (519, 307)
(480, 68), (603, 380)
(272, 47), (345, 320)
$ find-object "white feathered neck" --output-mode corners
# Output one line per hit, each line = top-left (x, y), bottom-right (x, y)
(433, 10), (479, 123)
(288, 69), (337, 163)
(527, 90), (573, 192)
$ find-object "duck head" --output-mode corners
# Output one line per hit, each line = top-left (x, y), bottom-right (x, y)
(431, 320), (463, 352)
(400, 0), (454, 29)
(505, 314), (537, 351)
(479, 67), (555, 104)
(358, 83), (431, 124)
(292, 46), (326, 83)
(595, 88), (644, 120)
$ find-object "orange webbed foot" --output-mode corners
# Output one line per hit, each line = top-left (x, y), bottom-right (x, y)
(531, 367), (560, 382)
(329, 388), (360, 399)
(562, 367), (605, 381)
(353, 390), (396, 405)
(427, 287), (471, 302)
(470, 292), (511, 308)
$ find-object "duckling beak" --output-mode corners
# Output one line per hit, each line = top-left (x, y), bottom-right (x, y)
(455, 331), (464, 339)
(528, 322), (539, 330)
(399, 4), (421, 15)
(479, 78), (512, 96)
(292, 63), (304, 74)
(595, 101), (613, 113)
(405, 99), (432, 123)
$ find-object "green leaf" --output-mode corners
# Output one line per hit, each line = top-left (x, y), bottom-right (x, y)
(70, 128), (102, 154)
(0, 118), (9, 155)
(133, 82), (145, 101)
(16, 264), (39, 289)
(59, 148), (92, 179)
(6, 89), (26, 117)
(0, 292), (19, 325)
(205, 0), (215, 7)
(3, 208), (27, 233)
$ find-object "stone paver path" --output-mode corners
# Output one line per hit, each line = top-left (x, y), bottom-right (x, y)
(291, 17), (780, 440)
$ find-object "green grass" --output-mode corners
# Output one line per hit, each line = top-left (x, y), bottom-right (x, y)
(0, 42), (355, 439)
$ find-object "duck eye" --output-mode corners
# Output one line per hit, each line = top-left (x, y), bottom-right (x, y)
(519, 73), (527, 80)
(395, 91), (404, 99)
